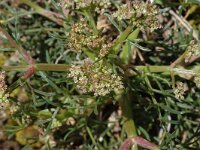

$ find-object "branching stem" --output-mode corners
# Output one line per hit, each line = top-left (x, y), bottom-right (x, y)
(1, 64), (170, 73)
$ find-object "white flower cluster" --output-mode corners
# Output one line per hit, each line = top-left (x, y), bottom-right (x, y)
(21, 114), (32, 125)
(74, 0), (93, 9)
(173, 82), (187, 100)
(99, 43), (113, 58)
(68, 19), (113, 56)
(10, 104), (20, 114)
(68, 59), (124, 96)
(59, 0), (111, 14)
(58, 0), (74, 8)
(68, 19), (104, 52)
(94, 0), (111, 14)
(113, 4), (133, 20)
(194, 75), (200, 89)
(0, 71), (9, 108)
(185, 40), (200, 63)
(113, 2), (161, 32)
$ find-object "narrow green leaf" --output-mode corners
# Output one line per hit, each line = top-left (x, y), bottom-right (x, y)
(138, 126), (150, 140)
(129, 42), (152, 52)
(120, 28), (140, 64)
(38, 109), (52, 118)
(83, 49), (97, 61)
(83, 10), (98, 35)
(120, 41), (130, 64)
(104, 13), (122, 33)
(127, 28), (140, 41)
(176, 102), (194, 109)
(34, 89), (55, 97)
(158, 104), (182, 114)
(0, 47), (15, 51)
(185, 0), (200, 4)
(38, 71), (62, 93)
(113, 25), (134, 53)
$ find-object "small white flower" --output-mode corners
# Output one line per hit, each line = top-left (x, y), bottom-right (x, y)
(0, 71), (9, 107)
(185, 41), (200, 63)
(194, 75), (200, 88)
(68, 60), (124, 96)
(173, 82), (187, 100)
(99, 136), (103, 142)
(150, 0), (154, 3)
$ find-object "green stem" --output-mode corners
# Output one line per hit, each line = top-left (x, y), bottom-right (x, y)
(84, 10), (98, 35)
(1, 64), (170, 72)
(120, 95), (138, 150)
(0, 64), (69, 72)
(25, 27), (63, 33)
(135, 66), (171, 73)
(35, 64), (70, 71)
(1, 65), (28, 71)
(170, 50), (187, 68)
(86, 126), (98, 147)
(2, 64), (199, 80)
(121, 98), (137, 137)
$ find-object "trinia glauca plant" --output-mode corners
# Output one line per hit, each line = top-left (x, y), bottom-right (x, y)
(0, 0), (199, 149)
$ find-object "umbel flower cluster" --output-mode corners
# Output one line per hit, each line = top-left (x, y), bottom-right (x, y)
(113, 2), (161, 31)
(184, 40), (200, 63)
(68, 19), (104, 52)
(59, 0), (111, 14)
(0, 71), (9, 107)
(68, 59), (124, 96)
(173, 81), (187, 100)
(68, 19), (112, 57)
(194, 75), (200, 89)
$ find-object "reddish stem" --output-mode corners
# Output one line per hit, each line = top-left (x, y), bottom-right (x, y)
(119, 136), (159, 150)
